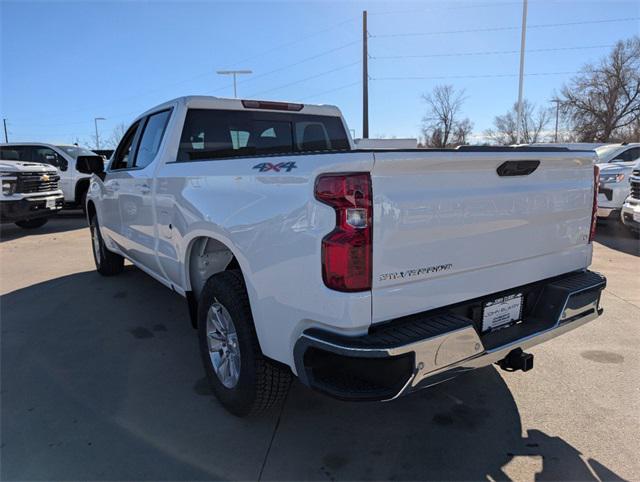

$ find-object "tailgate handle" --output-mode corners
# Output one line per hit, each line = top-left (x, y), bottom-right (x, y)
(497, 160), (540, 177)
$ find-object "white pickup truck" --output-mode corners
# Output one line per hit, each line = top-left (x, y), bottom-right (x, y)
(86, 96), (606, 416)
(0, 159), (64, 228)
(0, 143), (105, 210)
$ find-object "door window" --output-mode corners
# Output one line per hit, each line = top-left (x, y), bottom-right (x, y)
(613, 147), (640, 163)
(32, 147), (66, 169)
(111, 121), (141, 170)
(134, 110), (172, 169)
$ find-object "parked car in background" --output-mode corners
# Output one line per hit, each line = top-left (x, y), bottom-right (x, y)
(621, 160), (640, 237)
(85, 96), (606, 417)
(0, 143), (104, 211)
(595, 143), (640, 165)
(597, 160), (638, 221)
(0, 157), (64, 229)
(595, 144), (640, 222)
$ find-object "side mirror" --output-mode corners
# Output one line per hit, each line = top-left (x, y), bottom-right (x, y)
(76, 156), (105, 175)
(58, 157), (68, 171)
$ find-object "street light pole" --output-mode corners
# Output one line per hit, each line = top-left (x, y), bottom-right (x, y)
(552, 98), (561, 142)
(94, 117), (105, 150)
(216, 70), (253, 98)
(2, 118), (8, 143)
(515, 0), (528, 144)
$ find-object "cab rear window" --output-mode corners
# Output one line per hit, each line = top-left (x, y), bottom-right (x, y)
(177, 109), (349, 161)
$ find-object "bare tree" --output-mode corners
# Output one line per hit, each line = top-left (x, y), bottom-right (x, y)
(452, 118), (474, 145)
(485, 100), (551, 145)
(560, 37), (640, 142)
(105, 122), (128, 149)
(421, 85), (473, 147)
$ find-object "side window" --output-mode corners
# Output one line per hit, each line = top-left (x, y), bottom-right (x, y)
(32, 147), (65, 168)
(134, 110), (172, 169)
(1, 146), (32, 161)
(613, 148), (639, 162)
(111, 121), (141, 170)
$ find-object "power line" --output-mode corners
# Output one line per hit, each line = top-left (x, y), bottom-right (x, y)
(208, 39), (360, 95)
(247, 61), (361, 98)
(7, 16), (360, 124)
(226, 17), (359, 69)
(372, 71), (578, 81)
(367, 1), (524, 17)
(298, 80), (361, 101)
(371, 17), (639, 38)
(371, 44), (615, 60)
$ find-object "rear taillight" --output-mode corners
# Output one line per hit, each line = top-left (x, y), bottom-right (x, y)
(315, 173), (372, 292)
(589, 164), (599, 243)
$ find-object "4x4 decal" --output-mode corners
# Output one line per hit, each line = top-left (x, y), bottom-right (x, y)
(253, 161), (297, 173)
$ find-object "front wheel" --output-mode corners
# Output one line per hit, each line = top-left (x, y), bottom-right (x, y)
(89, 215), (124, 276)
(15, 218), (48, 229)
(198, 270), (291, 417)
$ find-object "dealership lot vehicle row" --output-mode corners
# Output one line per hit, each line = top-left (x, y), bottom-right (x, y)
(0, 217), (638, 480)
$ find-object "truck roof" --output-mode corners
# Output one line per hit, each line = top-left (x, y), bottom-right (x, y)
(137, 95), (343, 121)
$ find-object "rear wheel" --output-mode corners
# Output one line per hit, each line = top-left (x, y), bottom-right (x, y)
(198, 270), (291, 417)
(15, 218), (48, 229)
(89, 215), (124, 276)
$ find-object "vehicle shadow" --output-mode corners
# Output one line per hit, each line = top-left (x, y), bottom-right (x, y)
(0, 268), (624, 481)
(0, 211), (87, 242)
(595, 219), (639, 257)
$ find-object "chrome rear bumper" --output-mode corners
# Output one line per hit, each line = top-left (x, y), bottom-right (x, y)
(294, 270), (606, 401)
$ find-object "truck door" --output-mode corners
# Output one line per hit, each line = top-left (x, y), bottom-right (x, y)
(101, 121), (142, 252)
(116, 109), (172, 275)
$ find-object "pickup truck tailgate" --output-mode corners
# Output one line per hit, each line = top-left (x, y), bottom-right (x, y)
(371, 150), (596, 323)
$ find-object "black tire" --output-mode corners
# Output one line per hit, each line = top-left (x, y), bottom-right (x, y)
(15, 218), (48, 229)
(89, 214), (124, 276)
(198, 270), (291, 417)
(79, 189), (87, 215)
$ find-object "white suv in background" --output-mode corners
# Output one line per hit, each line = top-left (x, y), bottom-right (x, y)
(0, 143), (104, 210)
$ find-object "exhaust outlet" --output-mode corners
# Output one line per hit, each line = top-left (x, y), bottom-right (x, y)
(498, 348), (534, 372)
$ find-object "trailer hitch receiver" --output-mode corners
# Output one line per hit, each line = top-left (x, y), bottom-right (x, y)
(498, 348), (534, 372)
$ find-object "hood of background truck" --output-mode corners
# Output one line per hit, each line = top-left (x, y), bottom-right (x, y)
(0, 160), (57, 173)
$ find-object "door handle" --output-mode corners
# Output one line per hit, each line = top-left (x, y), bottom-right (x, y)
(136, 183), (151, 194)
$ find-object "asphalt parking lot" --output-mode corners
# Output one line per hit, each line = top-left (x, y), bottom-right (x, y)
(1, 214), (638, 481)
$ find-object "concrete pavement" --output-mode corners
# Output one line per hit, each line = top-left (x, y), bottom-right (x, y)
(1, 214), (638, 481)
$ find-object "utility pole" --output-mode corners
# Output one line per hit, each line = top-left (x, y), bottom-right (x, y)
(552, 98), (562, 142)
(2, 118), (8, 143)
(216, 70), (253, 98)
(94, 117), (105, 150)
(362, 10), (369, 139)
(515, 0), (528, 144)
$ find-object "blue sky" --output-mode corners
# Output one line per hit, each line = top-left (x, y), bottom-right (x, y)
(1, 0), (638, 145)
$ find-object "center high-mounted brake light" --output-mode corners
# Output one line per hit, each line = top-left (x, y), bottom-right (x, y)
(589, 164), (599, 243)
(315, 173), (372, 292)
(241, 100), (304, 111)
